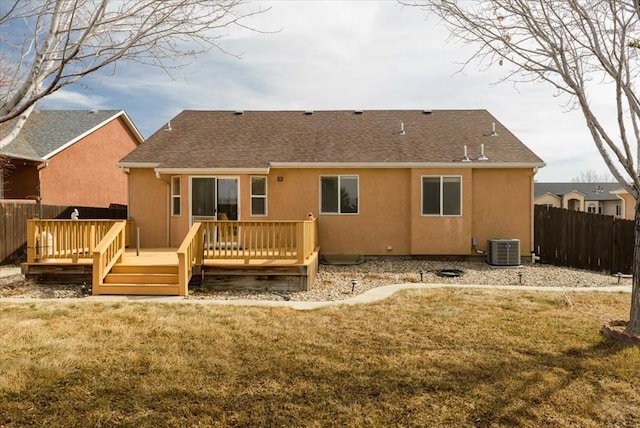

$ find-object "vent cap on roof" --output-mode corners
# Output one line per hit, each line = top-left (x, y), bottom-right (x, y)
(234, 111), (244, 115)
(422, 110), (432, 114)
(354, 110), (363, 115)
(304, 110), (314, 115)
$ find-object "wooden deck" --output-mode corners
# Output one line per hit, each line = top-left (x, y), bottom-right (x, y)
(23, 219), (319, 296)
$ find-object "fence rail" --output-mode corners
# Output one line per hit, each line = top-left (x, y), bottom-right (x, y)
(534, 205), (634, 274)
(1, 201), (127, 265)
(199, 219), (318, 263)
(92, 221), (127, 292)
(177, 222), (204, 296)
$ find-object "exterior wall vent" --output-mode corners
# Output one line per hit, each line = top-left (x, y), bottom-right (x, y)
(487, 239), (521, 266)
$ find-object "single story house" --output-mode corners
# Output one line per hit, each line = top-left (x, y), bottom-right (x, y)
(119, 110), (545, 257)
(0, 110), (143, 208)
(534, 182), (635, 220)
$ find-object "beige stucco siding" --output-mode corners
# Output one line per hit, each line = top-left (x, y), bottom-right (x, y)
(247, 168), (412, 255)
(534, 193), (561, 207)
(409, 168), (472, 255)
(128, 166), (536, 255)
(471, 169), (533, 254)
(620, 192), (636, 220)
(128, 168), (168, 247)
(39, 116), (138, 207)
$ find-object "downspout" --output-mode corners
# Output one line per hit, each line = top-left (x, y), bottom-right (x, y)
(531, 167), (538, 260)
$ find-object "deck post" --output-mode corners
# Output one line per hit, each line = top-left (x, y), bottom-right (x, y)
(296, 222), (306, 264)
(26, 220), (36, 263)
(178, 252), (188, 297)
(92, 251), (102, 296)
(118, 222), (125, 263)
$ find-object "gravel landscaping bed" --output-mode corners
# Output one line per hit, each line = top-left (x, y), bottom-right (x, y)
(1, 258), (632, 301)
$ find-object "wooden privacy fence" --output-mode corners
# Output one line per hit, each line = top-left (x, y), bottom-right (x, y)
(534, 205), (634, 274)
(0, 201), (127, 265)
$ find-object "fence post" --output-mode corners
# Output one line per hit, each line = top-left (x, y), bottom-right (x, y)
(296, 222), (306, 264)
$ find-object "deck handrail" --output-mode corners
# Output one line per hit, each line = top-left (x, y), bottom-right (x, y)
(177, 222), (203, 297)
(92, 221), (127, 293)
(26, 219), (119, 263)
(200, 219), (317, 263)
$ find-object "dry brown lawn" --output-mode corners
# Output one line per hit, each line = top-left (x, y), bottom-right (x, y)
(1, 288), (638, 427)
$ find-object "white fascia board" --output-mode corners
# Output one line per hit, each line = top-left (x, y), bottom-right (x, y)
(269, 161), (546, 169)
(535, 192), (561, 200)
(116, 162), (160, 168)
(610, 188), (630, 195)
(43, 110), (139, 160)
(118, 111), (145, 144)
(154, 167), (271, 175)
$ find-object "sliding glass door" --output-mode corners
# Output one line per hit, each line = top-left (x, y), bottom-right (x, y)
(190, 177), (238, 224)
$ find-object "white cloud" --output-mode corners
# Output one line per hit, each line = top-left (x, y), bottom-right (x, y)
(39, 0), (623, 182)
(39, 89), (109, 110)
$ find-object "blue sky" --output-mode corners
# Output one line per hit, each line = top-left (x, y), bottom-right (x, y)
(39, 1), (617, 182)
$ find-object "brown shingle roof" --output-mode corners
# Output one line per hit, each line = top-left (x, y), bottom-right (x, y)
(120, 110), (544, 169)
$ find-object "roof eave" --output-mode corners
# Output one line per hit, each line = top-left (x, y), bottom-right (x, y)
(269, 161), (546, 169)
(43, 110), (143, 159)
(0, 151), (46, 163)
(154, 167), (271, 175)
(117, 162), (161, 169)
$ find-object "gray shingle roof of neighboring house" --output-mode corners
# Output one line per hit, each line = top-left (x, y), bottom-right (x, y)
(119, 110), (545, 170)
(0, 110), (136, 160)
(535, 182), (624, 201)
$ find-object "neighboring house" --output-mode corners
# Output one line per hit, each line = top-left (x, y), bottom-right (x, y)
(0, 110), (143, 208)
(118, 110), (545, 256)
(534, 182), (635, 220)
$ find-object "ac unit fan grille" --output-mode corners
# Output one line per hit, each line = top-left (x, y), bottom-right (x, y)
(487, 239), (520, 266)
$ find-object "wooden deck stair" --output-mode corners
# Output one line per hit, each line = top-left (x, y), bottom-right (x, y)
(100, 264), (181, 295)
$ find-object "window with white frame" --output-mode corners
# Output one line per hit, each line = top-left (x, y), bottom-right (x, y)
(320, 175), (358, 214)
(422, 176), (462, 216)
(171, 176), (181, 216)
(250, 176), (267, 216)
(587, 202), (597, 214)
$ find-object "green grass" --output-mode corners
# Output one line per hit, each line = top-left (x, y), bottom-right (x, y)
(1, 289), (638, 427)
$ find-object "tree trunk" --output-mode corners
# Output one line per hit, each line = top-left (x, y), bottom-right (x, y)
(625, 195), (640, 336)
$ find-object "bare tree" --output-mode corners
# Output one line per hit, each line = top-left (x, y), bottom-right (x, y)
(406, 0), (640, 336)
(0, 0), (266, 148)
(572, 170), (616, 183)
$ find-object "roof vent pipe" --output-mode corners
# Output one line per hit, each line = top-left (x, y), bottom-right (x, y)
(164, 121), (172, 131)
(491, 122), (498, 136)
(478, 143), (488, 161)
(400, 122), (405, 135)
(462, 145), (471, 162)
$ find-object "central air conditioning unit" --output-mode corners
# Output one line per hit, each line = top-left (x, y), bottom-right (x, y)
(487, 239), (521, 266)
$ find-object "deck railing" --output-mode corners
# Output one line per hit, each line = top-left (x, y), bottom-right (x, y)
(199, 219), (318, 263)
(26, 219), (120, 263)
(177, 222), (203, 297)
(92, 221), (127, 293)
